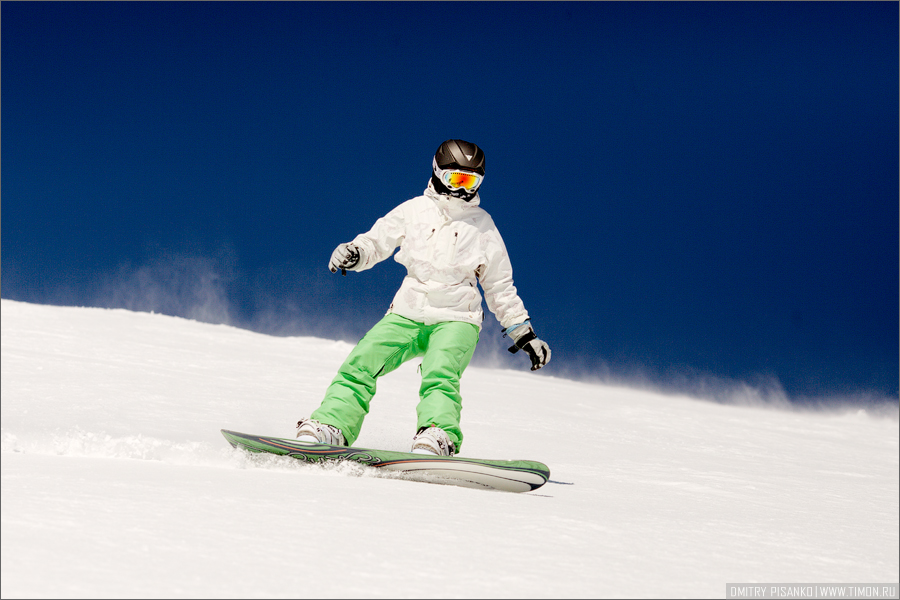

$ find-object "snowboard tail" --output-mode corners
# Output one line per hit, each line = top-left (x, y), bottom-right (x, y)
(221, 429), (549, 493)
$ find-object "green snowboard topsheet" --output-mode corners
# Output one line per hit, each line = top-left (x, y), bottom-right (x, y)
(221, 429), (550, 493)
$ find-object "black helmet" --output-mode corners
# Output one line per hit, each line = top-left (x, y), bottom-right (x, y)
(431, 139), (485, 201)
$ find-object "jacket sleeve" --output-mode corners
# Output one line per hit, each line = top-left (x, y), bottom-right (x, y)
(348, 202), (408, 271)
(478, 224), (530, 329)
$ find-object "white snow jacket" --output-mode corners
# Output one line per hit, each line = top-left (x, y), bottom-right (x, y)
(348, 183), (529, 331)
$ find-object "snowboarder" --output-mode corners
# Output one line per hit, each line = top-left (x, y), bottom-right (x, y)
(296, 140), (550, 456)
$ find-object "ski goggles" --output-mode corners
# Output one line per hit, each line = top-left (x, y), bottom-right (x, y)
(433, 159), (484, 192)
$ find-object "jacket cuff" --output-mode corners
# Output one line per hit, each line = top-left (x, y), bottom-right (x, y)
(505, 320), (533, 342)
(347, 239), (370, 271)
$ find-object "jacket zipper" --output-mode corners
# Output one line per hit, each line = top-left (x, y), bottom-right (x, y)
(450, 231), (459, 263)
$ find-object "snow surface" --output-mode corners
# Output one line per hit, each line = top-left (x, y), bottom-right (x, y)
(1, 299), (897, 598)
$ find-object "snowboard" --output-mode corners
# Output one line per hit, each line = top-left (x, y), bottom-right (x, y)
(221, 429), (550, 493)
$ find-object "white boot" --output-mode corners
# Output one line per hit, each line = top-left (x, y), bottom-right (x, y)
(295, 419), (346, 446)
(411, 426), (455, 456)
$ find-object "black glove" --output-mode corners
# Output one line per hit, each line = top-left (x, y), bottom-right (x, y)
(328, 243), (360, 275)
(505, 321), (551, 371)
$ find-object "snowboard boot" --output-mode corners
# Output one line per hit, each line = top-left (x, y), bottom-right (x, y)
(410, 426), (455, 456)
(295, 418), (346, 446)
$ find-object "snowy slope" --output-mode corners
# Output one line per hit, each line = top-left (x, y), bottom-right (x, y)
(1, 299), (897, 598)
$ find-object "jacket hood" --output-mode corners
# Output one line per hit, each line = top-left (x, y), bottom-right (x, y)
(425, 180), (481, 219)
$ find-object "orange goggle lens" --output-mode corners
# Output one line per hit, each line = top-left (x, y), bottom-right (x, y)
(442, 170), (482, 191)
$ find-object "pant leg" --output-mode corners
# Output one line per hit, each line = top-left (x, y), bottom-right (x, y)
(312, 314), (425, 445)
(416, 321), (480, 452)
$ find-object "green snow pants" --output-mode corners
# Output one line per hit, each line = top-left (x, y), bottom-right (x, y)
(311, 313), (480, 450)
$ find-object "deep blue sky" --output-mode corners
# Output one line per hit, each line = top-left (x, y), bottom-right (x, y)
(3, 2), (897, 402)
